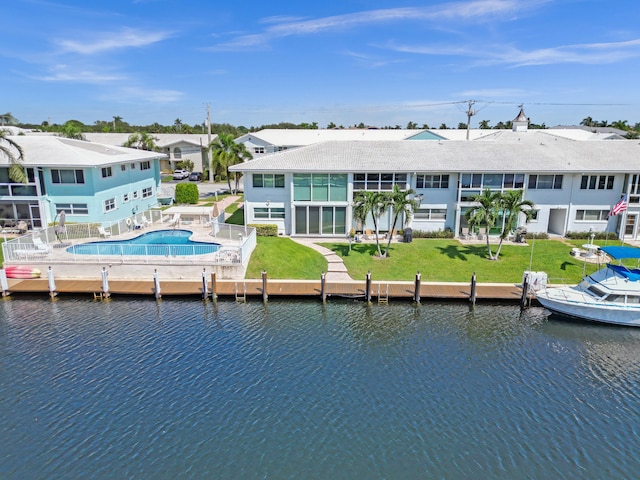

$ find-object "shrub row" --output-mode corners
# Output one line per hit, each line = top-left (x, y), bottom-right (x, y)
(248, 224), (279, 236)
(565, 231), (617, 240)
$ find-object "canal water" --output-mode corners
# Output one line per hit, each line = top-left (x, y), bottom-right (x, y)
(1, 297), (640, 479)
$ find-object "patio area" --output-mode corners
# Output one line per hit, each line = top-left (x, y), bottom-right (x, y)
(2, 209), (255, 280)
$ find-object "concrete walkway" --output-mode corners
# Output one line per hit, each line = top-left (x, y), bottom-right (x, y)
(291, 238), (353, 281)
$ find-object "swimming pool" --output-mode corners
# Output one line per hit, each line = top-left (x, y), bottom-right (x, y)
(67, 229), (221, 256)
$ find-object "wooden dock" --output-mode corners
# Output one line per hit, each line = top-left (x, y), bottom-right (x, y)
(3, 275), (524, 303)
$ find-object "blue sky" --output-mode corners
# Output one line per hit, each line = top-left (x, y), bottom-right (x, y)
(4, 0), (640, 129)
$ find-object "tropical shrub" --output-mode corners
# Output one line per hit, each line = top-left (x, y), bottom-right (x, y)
(175, 183), (199, 204)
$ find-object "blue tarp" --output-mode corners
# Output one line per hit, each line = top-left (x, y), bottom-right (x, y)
(600, 246), (640, 260)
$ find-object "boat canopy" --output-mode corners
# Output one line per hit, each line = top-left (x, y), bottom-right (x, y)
(600, 246), (640, 260)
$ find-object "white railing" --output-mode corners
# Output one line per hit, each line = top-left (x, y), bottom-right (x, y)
(2, 209), (256, 267)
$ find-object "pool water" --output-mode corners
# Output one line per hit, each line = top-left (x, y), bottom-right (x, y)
(67, 229), (221, 256)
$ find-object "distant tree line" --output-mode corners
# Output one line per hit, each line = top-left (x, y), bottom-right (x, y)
(3, 111), (640, 139)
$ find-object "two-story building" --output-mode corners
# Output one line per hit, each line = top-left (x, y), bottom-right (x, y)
(1, 135), (166, 229)
(231, 123), (640, 240)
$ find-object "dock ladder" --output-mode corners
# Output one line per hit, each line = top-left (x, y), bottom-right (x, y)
(377, 284), (389, 304)
(235, 282), (247, 303)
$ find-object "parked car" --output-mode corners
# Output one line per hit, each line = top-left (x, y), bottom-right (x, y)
(173, 169), (189, 180)
(189, 171), (202, 181)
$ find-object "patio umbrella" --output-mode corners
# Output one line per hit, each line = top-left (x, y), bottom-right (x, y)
(55, 210), (66, 242)
(212, 202), (220, 219)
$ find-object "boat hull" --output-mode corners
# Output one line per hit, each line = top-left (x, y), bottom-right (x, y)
(536, 288), (640, 327)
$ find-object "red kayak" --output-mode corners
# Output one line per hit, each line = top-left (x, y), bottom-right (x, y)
(3, 266), (42, 279)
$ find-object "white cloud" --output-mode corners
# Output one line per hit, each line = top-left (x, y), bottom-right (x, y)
(101, 86), (184, 104)
(33, 64), (125, 83)
(210, 0), (547, 50)
(56, 28), (173, 54)
(384, 37), (640, 67)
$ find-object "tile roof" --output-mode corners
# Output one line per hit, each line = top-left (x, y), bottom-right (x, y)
(231, 131), (640, 174)
(1, 135), (167, 167)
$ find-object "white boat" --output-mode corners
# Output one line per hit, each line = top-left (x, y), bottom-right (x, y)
(535, 246), (640, 327)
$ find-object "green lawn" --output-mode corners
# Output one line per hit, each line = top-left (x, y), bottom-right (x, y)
(315, 238), (621, 284)
(245, 237), (328, 279)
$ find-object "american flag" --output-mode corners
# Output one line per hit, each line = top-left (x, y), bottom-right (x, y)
(610, 195), (628, 216)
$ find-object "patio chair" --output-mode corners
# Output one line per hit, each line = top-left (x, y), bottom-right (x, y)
(16, 220), (28, 234)
(142, 215), (152, 227)
(98, 226), (111, 238)
(32, 237), (52, 253)
(133, 218), (144, 229)
(461, 227), (470, 240)
(165, 213), (181, 228)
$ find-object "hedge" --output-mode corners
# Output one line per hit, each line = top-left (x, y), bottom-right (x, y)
(248, 224), (279, 236)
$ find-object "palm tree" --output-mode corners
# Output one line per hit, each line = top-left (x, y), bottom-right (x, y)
(58, 121), (86, 140)
(494, 190), (535, 259)
(123, 132), (159, 151)
(208, 133), (252, 193)
(382, 185), (420, 257)
(465, 188), (501, 260)
(479, 119), (490, 129)
(580, 116), (594, 127)
(0, 130), (26, 183)
(353, 190), (388, 257)
(0, 112), (18, 126)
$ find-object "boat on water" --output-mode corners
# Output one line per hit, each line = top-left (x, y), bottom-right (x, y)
(535, 246), (640, 327)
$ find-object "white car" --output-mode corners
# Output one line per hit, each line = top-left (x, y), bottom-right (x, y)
(173, 169), (189, 180)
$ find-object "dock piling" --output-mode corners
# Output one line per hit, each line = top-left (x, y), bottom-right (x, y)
(414, 272), (421, 304)
(201, 268), (208, 300)
(470, 272), (477, 306)
(101, 267), (110, 299)
(211, 272), (218, 302)
(365, 271), (372, 304)
(320, 271), (327, 302)
(47, 266), (57, 298)
(520, 274), (530, 311)
(153, 269), (161, 299)
(262, 270), (268, 303)
(0, 268), (9, 297)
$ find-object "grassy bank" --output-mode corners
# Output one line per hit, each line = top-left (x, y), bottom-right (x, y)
(245, 237), (328, 280)
(246, 237), (622, 283)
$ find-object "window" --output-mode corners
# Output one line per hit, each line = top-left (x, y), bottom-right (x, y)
(104, 198), (116, 212)
(142, 187), (153, 198)
(132, 191), (139, 199)
(529, 209), (539, 222)
(55, 203), (88, 215)
(121, 164), (127, 172)
(253, 174), (285, 188)
(580, 175), (614, 190)
(293, 174), (348, 201)
(416, 174), (449, 189)
(254, 207), (285, 219)
(173, 148), (182, 159)
(254, 147), (265, 154)
(140, 161), (151, 170)
(130, 163), (136, 170)
(528, 174), (563, 189)
(353, 173), (407, 191)
(51, 169), (84, 184)
(576, 209), (609, 221)
(101, 167), (113, 178)
(122, 193), (129, 203)
(414, 208), (447, 220)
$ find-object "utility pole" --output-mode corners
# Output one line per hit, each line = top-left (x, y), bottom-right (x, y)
(206, 102), (214, 183)
(465, 100), (476, 140)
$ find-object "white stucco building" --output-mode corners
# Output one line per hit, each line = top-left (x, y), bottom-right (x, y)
(231, 120), (640, 240)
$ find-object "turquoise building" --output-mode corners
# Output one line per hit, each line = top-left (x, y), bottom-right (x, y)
(1, 135), (167, 230)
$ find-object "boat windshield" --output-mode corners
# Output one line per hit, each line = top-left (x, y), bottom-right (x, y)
(605, 294), (626, 303)
(586, 284), (607, 298)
